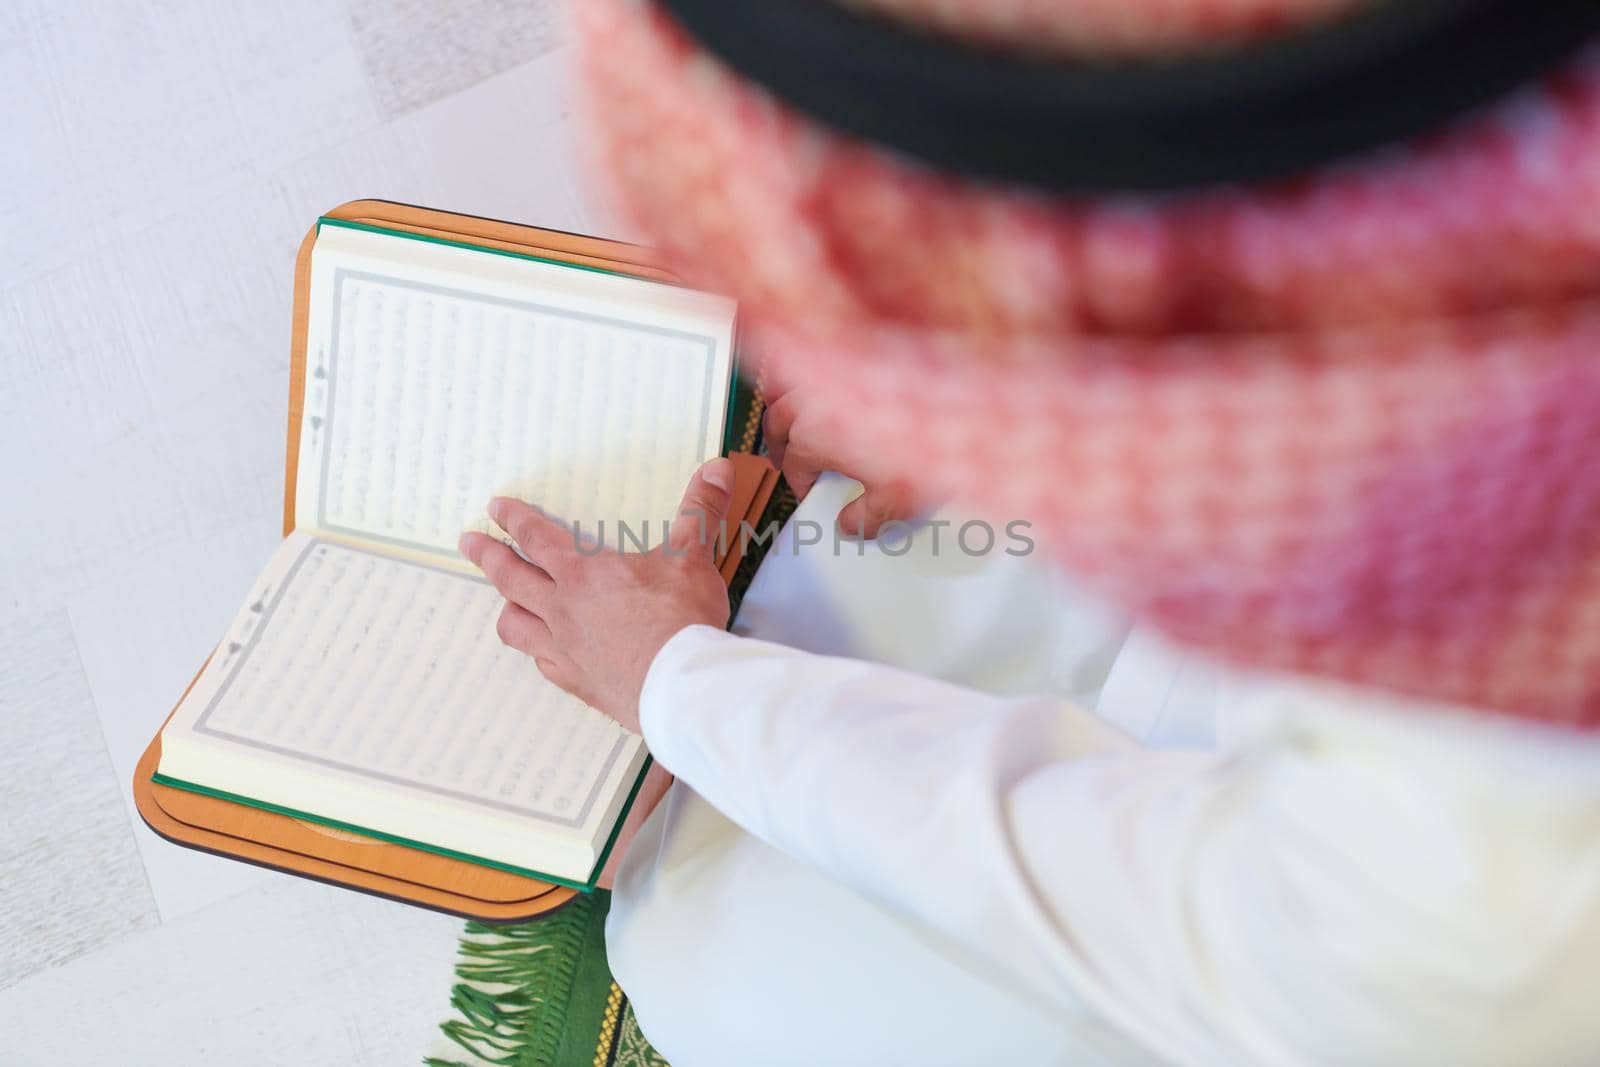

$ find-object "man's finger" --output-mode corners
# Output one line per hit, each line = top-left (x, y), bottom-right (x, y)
(776, 436), (827, 501)
(495, 601), (554, 658)
(836, 480), (917, 540)
(762, 391), (799, 471)
(668, 457), (736, 559)
(461, 532), (555, 611)
(489, 497), (573, 575)
(532, 655), (578, 697)
(755, 349), (800, 408)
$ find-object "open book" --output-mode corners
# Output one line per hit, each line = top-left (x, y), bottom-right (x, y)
(153, 219), (738, 889)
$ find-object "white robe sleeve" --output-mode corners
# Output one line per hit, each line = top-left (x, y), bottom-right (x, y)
(639, 624), (1600, 1067)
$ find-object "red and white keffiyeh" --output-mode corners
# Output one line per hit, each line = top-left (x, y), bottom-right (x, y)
(575, 0), (1600, 726)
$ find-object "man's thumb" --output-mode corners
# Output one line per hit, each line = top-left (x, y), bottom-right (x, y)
(668, 457), (736, 558)
(836, 481), (915, 540)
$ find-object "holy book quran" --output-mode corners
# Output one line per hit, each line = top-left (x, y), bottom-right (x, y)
(147, 212), (743, 893)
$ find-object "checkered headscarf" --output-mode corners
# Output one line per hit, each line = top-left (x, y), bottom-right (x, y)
(577, 0), (1600, 726)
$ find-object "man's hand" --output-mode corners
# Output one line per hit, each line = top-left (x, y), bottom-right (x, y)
(458, 458), (736, 733)
(762, 374), (919, 539)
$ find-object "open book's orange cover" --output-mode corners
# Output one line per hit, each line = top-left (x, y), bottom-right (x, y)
(132, 200), (776, 922)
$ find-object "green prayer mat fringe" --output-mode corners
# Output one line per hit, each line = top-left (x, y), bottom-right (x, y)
(426, 890), (670, 1067)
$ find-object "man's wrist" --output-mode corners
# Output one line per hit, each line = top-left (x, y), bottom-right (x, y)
(637, 623), (735, 746)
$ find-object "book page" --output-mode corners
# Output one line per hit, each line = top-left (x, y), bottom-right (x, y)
(295, 222), (737, 561)
(160, 532), (646, 877)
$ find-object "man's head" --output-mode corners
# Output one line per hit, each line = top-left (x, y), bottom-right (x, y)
(573, 0), (1600, 724)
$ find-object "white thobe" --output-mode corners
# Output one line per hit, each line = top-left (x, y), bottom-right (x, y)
(607, 476), (1600, 1067)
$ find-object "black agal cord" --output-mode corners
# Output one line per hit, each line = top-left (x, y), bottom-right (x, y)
(654, 0), (1600, 193)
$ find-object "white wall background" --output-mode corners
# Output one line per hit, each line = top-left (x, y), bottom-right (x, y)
(0, 2), (619, 1062)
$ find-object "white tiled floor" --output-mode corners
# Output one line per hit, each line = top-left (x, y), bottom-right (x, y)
(2, 2), (612, 1062)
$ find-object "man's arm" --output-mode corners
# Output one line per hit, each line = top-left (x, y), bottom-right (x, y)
(638, 626), (1600, 1067)
(640, 624), (1212, 1061)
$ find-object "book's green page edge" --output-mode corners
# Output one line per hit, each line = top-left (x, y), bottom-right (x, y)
(723, 316), (755, 456)
(151, 755), (653, 894)
(315, 216), (744, 455)
(317, 216), (644, 281)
